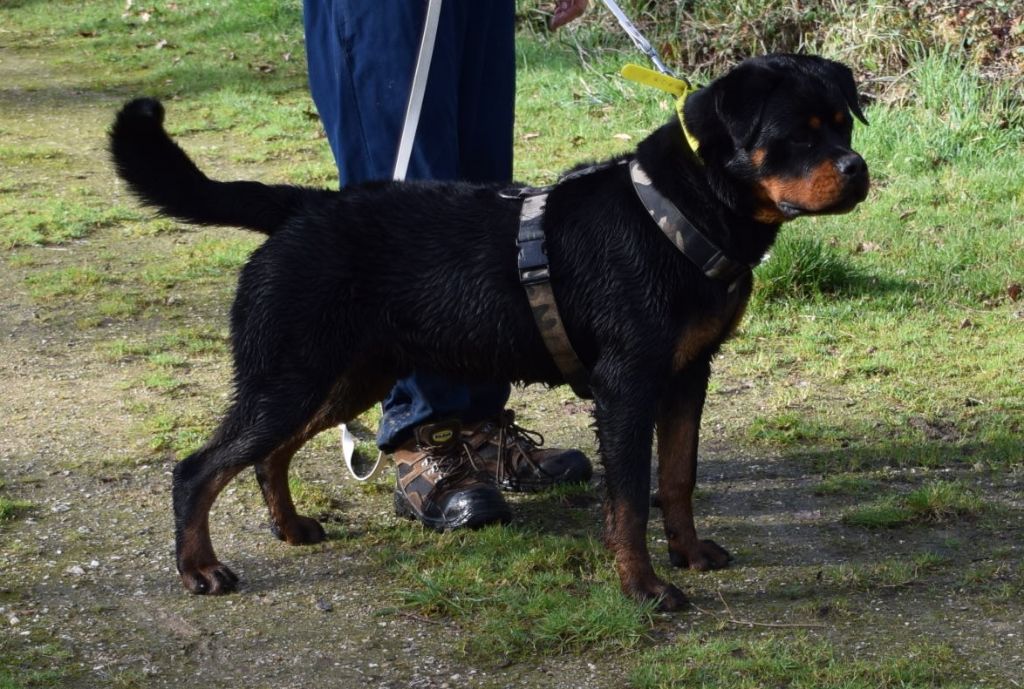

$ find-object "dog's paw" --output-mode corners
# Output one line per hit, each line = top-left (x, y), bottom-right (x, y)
(669, 538), (732, 571)
(270, 515), (326, 545)
(653, 582), (689, 612)
(622, 577), (690, 612)
(179, 562), (239, 595)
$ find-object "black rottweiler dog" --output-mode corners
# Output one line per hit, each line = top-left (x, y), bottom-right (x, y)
(110, 54), (868, 610)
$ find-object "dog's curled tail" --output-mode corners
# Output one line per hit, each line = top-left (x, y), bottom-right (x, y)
(109, 98), (320, 235)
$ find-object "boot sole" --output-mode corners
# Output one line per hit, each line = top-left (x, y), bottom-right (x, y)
(393, 490), (511, 532)
(500, 465), (593, 493)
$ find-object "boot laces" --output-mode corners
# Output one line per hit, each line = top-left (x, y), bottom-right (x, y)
(419, 438), (485, 492)
(494, 411), (548, 482)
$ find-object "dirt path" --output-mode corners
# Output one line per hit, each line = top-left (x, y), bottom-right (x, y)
(2, 38), (1023, 689)
(0, 42), (630, 689)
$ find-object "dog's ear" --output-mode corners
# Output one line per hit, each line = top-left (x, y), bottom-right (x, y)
(715, 64), (782, 148)
(816, 58), (868, 125)
(686, 63), (781, 150)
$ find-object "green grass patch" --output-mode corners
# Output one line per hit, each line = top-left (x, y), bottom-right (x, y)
(0, 498), (33, 523)
(754, 236), (861, 302)
(373, 524), (655, 658)
(0, 197), (142, 250)
(0, 637), (74, 689)
(138, 371), (187, 393)
(818, 553), (948, 590)
(100, 328), (229, 362)
(23, 266), (117, 300)
(842, 497), (913, 529)
(745, 412), (842, 447)
(140, 235), (258, 288)
(813, 473), (880, 496)
(142, 407), (215, 455)
(631, 632), (970, 689)
(287, 478), (335, 517)
(903, 480), (987, 522)
(843, 480), (986, 528)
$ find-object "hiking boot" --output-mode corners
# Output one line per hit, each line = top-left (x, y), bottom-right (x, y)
(464, 410), (593, 492)
(393, 419), (512, 531)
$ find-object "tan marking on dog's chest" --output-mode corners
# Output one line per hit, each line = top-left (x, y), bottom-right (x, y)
(672, 274), (753, 372)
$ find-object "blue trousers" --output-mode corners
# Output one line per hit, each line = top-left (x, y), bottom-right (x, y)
(303, 0), (515, 450)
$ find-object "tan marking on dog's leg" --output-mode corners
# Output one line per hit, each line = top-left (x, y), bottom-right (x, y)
(177, 465), (246, 594)
(656, 389), (731, 572)
(256, 436), (326, 545)
(604, 499), (688, 610)
(257, 369), (397, 545)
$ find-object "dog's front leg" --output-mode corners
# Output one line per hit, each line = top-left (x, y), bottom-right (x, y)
(593, 366), (688, 611)
(656, 360), (731, 571)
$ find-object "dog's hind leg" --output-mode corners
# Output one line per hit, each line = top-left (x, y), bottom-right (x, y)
(172, 375), (335, 595)
(254, 371), (395, 546)
(255, 434), (326, 545)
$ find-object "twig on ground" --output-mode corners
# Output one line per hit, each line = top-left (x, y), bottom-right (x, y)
(398, 611), (447, 626)
(690, 589), (826, 630)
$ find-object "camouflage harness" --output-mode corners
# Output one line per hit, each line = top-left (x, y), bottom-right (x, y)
(511, 158), (754, 400)
(506, 161), (625, 399)
(627, 159), (755, 288)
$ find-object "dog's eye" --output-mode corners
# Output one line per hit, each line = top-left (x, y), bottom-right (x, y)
(789, 132), (814, 148)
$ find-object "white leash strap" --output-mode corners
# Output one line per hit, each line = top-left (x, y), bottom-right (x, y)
(340, 0), (444, 481)
(392, 0), (444, 181)
(598, 0), (675, 77)
(341, 422), (385, 482)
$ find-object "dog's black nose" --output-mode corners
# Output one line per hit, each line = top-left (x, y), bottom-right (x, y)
(836, 153), (866, 178)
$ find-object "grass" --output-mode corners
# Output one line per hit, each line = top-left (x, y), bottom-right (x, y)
(0, 637), (73, 689)
(0, 498), (32, 523)
(374, 524), (657, 658)
(631, 632), (969, 689)
(818, 552), (948, 590)
(813, 473), (880, 496)
(843, 480), (987, 528)
(1, 0), (1022, 687)
(753, 236), (862, 302)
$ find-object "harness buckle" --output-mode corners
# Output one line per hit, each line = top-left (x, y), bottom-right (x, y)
(517, 237), (550, 284)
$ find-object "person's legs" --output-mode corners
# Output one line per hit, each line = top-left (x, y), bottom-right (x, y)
(304, 0), (511, 452)
(377, 373), (510, 451)
(456, 0), (515, 184)
(304, 0), (590, 506)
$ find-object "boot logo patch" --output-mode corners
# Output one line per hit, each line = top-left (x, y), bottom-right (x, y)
(431, 429), (454, 444)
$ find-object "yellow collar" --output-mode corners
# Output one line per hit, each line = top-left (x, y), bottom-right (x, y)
(620, 64), (701, 158)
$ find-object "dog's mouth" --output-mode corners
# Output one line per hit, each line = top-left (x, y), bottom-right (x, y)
(759, 156), (870, 222)
(776, 200), (859, 218)
(776, 178), (870, 219)
(777, 201), (808, 219)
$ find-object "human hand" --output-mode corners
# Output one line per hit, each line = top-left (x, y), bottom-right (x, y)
(549, 0), (588, 30)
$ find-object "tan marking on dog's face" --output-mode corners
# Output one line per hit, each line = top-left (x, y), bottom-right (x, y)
(834, 111), (846, 125)
(757, 159), (846, 218)
(750, 148), (767, 168)
(809, 115), (822, 130)
(752, 184), (790, 224)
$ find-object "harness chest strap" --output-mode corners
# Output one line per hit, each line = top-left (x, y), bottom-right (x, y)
(515, 159), (754, 400)
(516, 193), (593, 399)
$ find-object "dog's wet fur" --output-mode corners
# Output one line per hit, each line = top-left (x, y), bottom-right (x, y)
(110, 54), (869, 609)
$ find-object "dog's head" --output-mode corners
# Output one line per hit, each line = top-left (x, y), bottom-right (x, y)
(685, 54), (870, 224)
